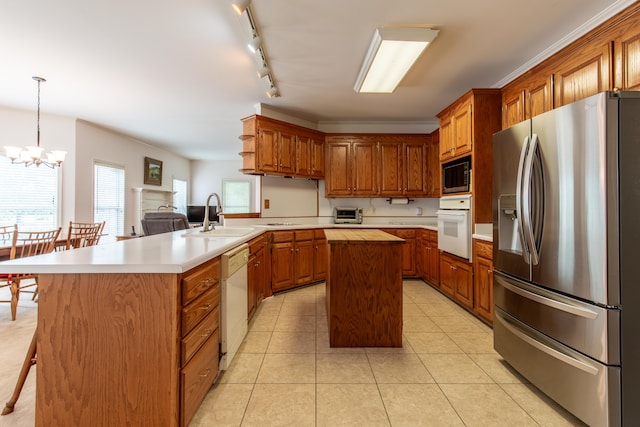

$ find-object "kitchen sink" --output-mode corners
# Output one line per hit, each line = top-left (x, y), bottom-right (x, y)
(182, 227), (255, 237)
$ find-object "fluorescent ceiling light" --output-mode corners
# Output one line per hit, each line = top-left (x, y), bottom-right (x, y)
(354, 27), (439, 93)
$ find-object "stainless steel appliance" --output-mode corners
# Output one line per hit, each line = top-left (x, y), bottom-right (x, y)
(492, 91), (640, 426)
(220, 243), (249, 370)
(437, 195), (472, 259)
(442, 155), (471, 194)
(334, 207), (363, 224)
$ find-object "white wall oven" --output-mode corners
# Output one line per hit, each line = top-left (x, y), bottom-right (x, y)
(437, 195), (472, 260)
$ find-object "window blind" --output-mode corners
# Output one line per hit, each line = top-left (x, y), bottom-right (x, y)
(94, 163), (125, 243)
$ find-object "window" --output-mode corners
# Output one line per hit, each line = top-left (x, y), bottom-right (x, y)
(222, 180), (251, 213)
(94, 163), (125, 243)
(172, 178), (187, 215)
(0, 156), (60, 231)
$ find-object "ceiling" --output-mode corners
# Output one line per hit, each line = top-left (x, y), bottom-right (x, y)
(0, 0), (632, 161)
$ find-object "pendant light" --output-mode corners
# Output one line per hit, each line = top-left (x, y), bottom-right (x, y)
(3, 76), (67, 168)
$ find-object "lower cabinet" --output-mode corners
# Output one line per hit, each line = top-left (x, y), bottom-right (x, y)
(439, 252), (473, 309)
(270, 230), (316, 293)
(419, 229), (439, 285)
(180, 257), (221, 426)
(381, 228), (417, 277)
(313, 229), (328, 282)
(248, 234), (266, 321)
(473, 239), (494, 323)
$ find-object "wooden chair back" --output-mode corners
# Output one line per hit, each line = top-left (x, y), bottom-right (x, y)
(0, 225), (16, 245)
(66, 221), (104, 249)
(10, 228), (62, 260)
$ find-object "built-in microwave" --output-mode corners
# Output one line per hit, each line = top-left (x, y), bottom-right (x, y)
(442, 156), (471, 194)
(334, 207), (363, 224)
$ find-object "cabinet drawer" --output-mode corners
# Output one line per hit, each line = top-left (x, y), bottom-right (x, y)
(314, 229), (326, 239)
(271, 231), (294, 243)
(182, 258), (220, 306)
(181, 329), (219, 426)
(474, 240), (493, 259)
(295, 230), (314, 241)
(248, 235), (265, 254)
(182, 306), (219, 365)
(392, 229), (416, 239)
(182, 285), (220, 335)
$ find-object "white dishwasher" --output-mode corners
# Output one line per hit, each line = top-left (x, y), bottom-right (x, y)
(220, 243), (249, 370)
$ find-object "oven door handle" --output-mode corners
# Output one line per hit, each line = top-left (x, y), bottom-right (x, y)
(436, 210), (467, 222)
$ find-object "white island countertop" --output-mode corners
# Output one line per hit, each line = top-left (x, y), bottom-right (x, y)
(0, 222), (440, 275)
(0, 227), (266, 274)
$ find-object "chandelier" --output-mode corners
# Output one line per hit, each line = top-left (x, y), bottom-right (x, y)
(3, 76), (67, 168)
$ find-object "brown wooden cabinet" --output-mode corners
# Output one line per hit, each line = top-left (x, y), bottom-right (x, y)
(36, 257), (221, 427)
(381, 228), (417, 277)
(502, 72), (554, 128)
(438, 98), (473, 161)
(439, 252), (473, 309)
(419, 229), (439, 286)
(248, 234), (266, 321)
(325, 134), (431, 198)
(270, 229), (319, 293)
(313, 229), (328, 282)
(554, 41), (612, 108)
(239, 115), (324, 179)
(614, 20), (640, 90)
(473, 239), (493, 323)
(426, 130), (440, 197)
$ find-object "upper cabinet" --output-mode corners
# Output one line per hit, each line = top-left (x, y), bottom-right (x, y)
(437, 89), (501, 225)
(324, 134), (435, 198)
(501, 2), (640, 129)
(239, 115), (324, 179)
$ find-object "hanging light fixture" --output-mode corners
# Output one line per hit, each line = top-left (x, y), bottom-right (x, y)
(3, 76), (66, 168)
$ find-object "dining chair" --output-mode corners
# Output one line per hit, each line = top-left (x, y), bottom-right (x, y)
(65, 221), (105, 249)
(1, 227), (62, 320)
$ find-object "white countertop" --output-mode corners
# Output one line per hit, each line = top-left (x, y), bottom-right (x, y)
(0, 222), (439, 275)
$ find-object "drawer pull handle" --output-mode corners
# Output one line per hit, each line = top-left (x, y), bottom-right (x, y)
(200, 304), (212, 311)
(200, 368), (211, 378)
(202, 329), (213, 337)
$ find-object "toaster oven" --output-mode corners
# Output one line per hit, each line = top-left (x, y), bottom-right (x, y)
(334, 207), (363, 224)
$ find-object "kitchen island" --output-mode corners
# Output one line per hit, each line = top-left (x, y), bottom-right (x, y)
(324, 229), (404, 347)
(0, 227), (264, 427)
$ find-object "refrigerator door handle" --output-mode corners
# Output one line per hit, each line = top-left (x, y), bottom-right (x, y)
(522, 133), (540, 265)
(498, 277), (599, 319)
(515, 135), (530, 263)
(499, 312), (599, 375)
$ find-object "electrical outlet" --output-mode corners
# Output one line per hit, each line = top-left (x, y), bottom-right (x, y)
(264, 199), (270, 209)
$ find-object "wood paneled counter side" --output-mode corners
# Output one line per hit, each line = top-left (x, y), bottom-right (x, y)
(34, 257), (221, 427)
(324, 229), (404, 347)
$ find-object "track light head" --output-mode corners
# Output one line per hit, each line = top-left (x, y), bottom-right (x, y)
(257, 66), (270, 78)
(232, 0), (251, 15)
(266, 86), (279, 98)
(248, 35), (262, 53)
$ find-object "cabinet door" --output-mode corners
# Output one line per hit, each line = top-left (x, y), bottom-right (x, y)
(453, 102), (472, 156)
(453, 260), (473, 309)
(527, 74), (553, 119)
(310, 138), (325, 178)
(502, 88), (525, 129)
(439, 115), (453, 160)
(314, 238), (328, 281)
(474, 255), (493, 322)
(378, 141), (403, 196)
(427, 240), (440, 286)
(294, 239), (315, 285)
(439, 254), (455, 297)
(402, 238), (416, 277)
(325, 142), (352, 196)
(296, 135), (312, 177)
(258, 127), (277, 173)
(615, 27), (640, 91)
(271, 241), (294, 292)
(426, 132), (440, 197)
(278, 129), (296, 175)
(554, 42), (612, 107)
(352, 141), (378, 195)
(404, 141), (427, 195)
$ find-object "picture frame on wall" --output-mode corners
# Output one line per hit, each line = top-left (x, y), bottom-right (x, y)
(144, 157), (163, 186)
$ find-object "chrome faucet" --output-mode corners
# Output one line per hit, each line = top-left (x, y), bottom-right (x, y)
(202, 192), (224, 232)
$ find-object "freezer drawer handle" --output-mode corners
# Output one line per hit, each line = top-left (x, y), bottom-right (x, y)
(499, 313), (599, 375)
(499, 278), (598, 320)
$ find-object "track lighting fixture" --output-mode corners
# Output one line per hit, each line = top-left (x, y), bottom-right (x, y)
(266, 86), (279, 98)
(232, 0), (250, 15)
(248, 35), (262, 53)
(257, 66), (269, 78)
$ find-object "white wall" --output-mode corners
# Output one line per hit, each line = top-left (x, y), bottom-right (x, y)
(190, 158), (260, 211)
(75, 120), (190, 232)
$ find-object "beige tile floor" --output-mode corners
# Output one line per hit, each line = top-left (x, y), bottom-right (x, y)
(0, 280), (587, 426)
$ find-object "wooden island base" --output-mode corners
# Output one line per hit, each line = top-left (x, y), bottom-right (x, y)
(324, 229), (404, 347)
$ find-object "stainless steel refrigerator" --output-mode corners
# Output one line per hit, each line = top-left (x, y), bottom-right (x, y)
(492, 91), (640, 427)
